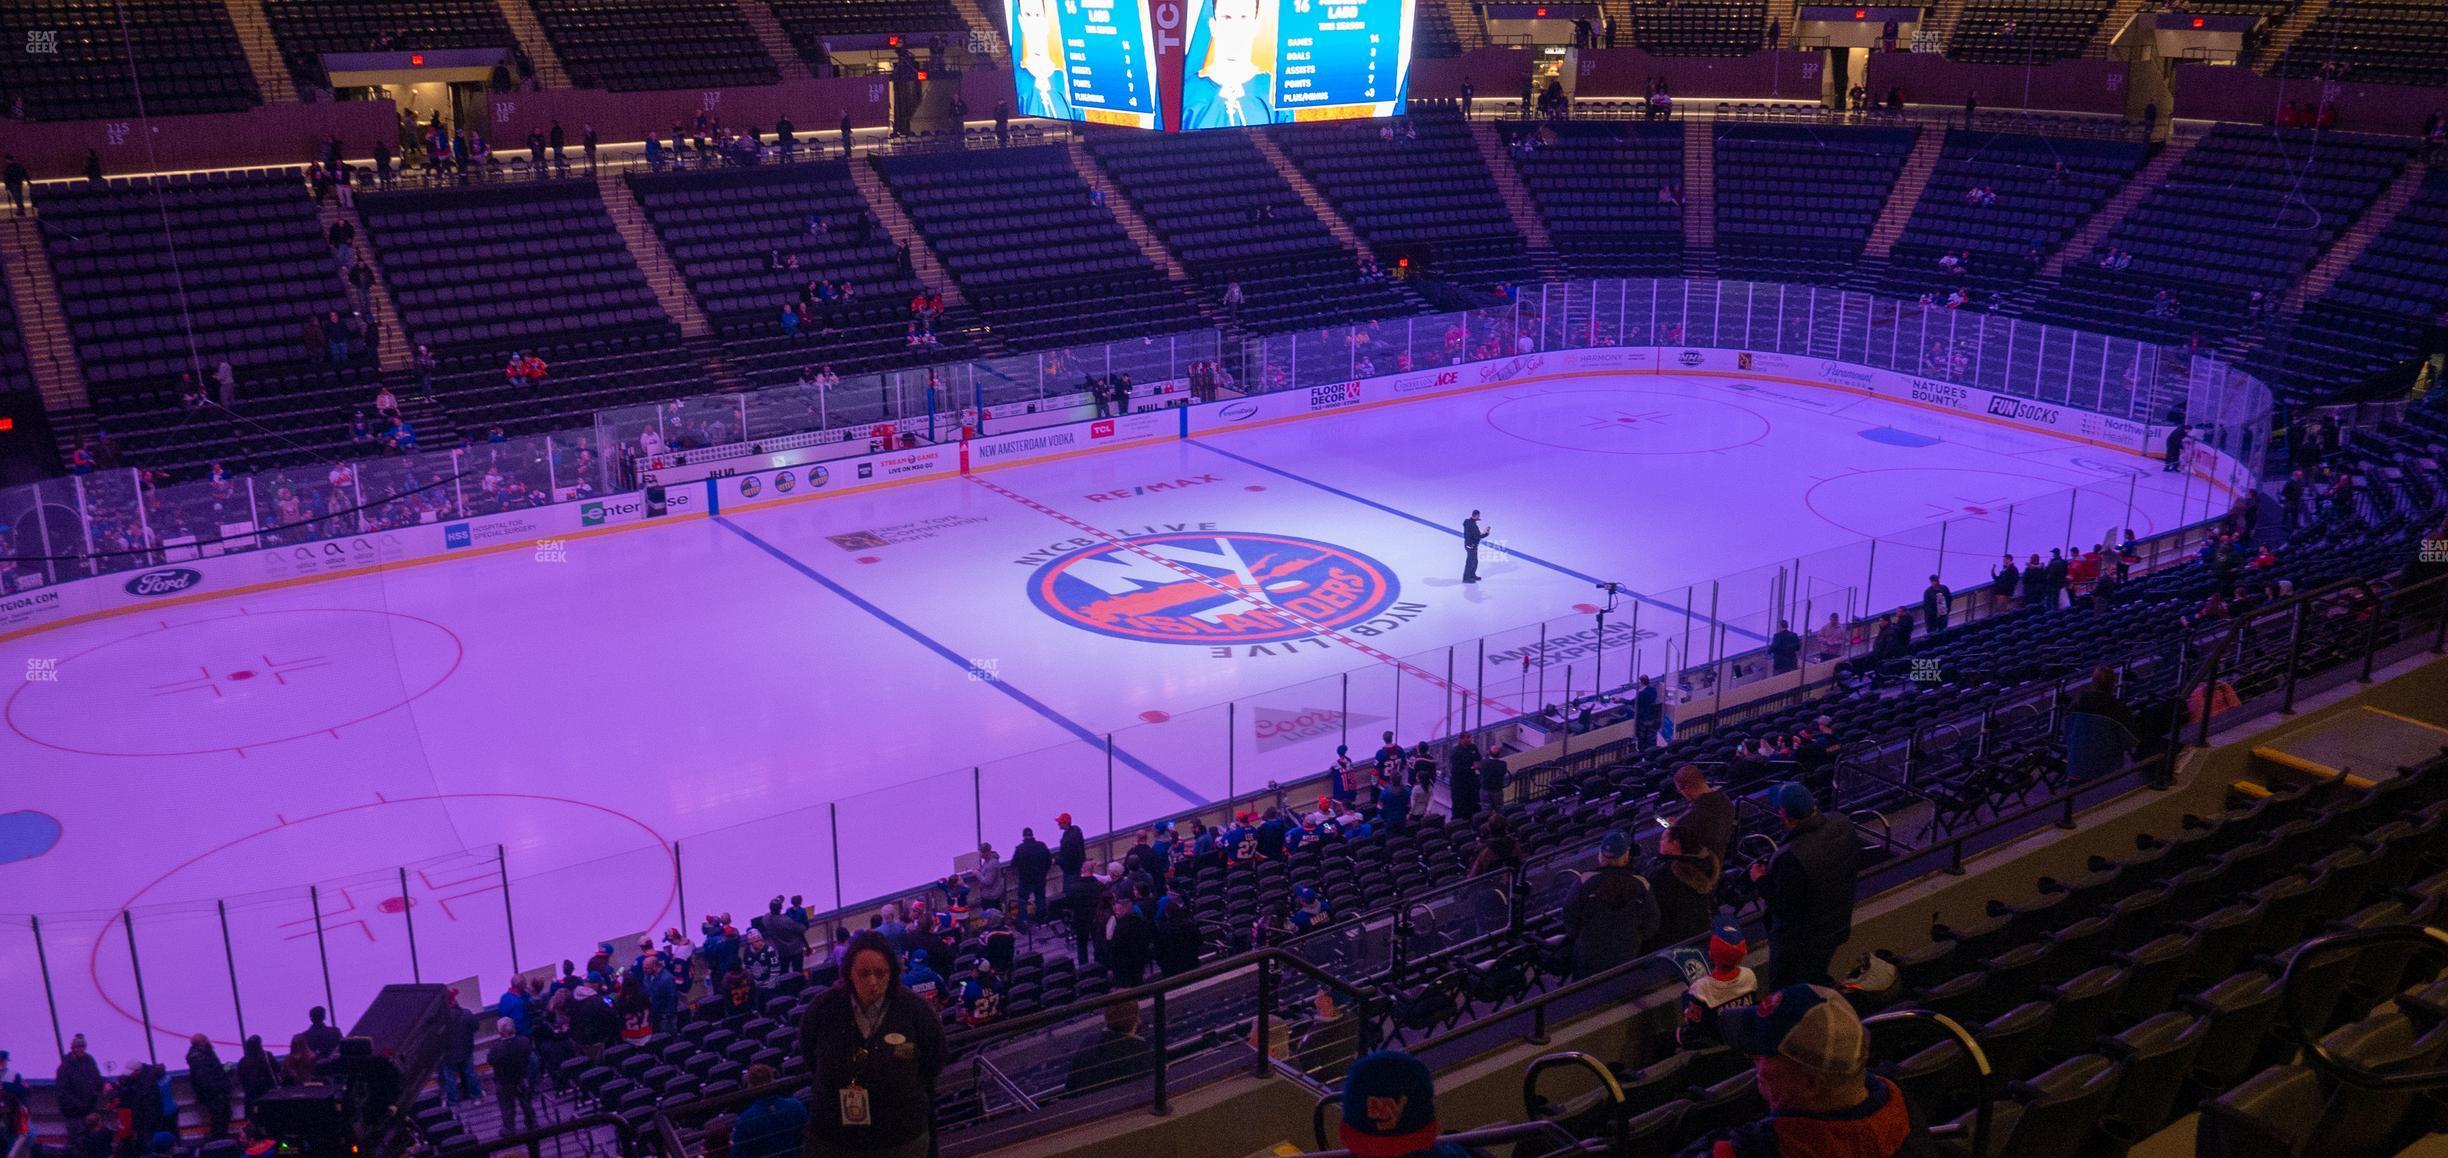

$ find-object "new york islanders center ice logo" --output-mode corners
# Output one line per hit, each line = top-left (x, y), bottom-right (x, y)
(1028, 532), (1402, 645)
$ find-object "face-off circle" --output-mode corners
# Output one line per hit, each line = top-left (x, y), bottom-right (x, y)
(88, 792), (677, 1047)
(1803, 467), (2161, 541)
(7, 608), (463, 757)
(1028, 531), (1403, 646)
(1485, 388), (1772, 455)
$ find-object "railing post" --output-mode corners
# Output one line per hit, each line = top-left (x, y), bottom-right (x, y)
(219, 899), (246, 1042)
(498, 844), (520, 977)
(2359, 608), (2382, 683)
(1341, 673), (1350, 749)
(1228, 701), (1237, 803)
(1254, 958), (1276, 1079)
(123, 910), (157, 1064)
(1107, 734), (1117, 835)
(2434, 577), (2448, 654)
(1150, 989), (1171, 1116)
(310, 884), (336, 1015)
(32, 915), (64, 1059)
(2196, 638), (2219, 748)
(830, 803), (845, 912)
(399, 866), (421, 982)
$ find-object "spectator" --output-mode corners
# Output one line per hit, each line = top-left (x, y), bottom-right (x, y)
(1563, 830), (1660, 978)
(2, 154), (26, 215)
(1672, 764), (1737, 863)
(756, 897), (809, 975)
(1012, 826), (1052, 921)
(1680, 984), (1936, 1157)
(438, 993), (481, 1106)
(1633, 674), (1662, 749)
(1768, 620), (1802, 674)
(302, 1006), (343, 1057)
(1056, 813), (1088, 878)
(85, 149), (104, 185)
(1650, 821), (1720, 947)
(800, 930), (946, 1156)
(1467, 811), (1522, 878)
(644, 956), (681, 1033)
(1065, 1000), (1155, 1094)
(1921, 575), (1953, 633)
(729, 1064), (808, 1158)
(1747, 785), (1858, 989)
(1293, 989), (1364, 1082)
(0, 1082), (24, 1158)
(1812, 613), (1849, 662)
(900, 948), (947, 1006)
(2064, 665), (2135, 783)
(1106, 896), (1154, 986)
(488, 1017), (537, 1134)
(234, 1035), (276, 1112)
(1676, 923), (1760, 1050)
(1990, 553), (2021, 615)
(1332, 1050), (1472, 1158)
(185, 1035), (233, 1138)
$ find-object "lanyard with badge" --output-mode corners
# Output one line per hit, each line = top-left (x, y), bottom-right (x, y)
(840, 1013), (913, 1128)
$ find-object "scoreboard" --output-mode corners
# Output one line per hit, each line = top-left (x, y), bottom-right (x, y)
(1005, 0), (1413, 130)
(1006, 0), (1164, 129)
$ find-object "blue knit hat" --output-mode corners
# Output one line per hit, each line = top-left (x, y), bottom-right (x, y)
(1775, 782), (1818, 818)
(1340, 1050), (1439, 1157)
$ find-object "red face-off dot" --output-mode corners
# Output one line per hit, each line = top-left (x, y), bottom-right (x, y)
(1572, 603), (1600, 614)
(1139, 710), (1172, 724)
(857, 556), (881, 564)
(227, 670), (256, 681)
(1244, 485), (1266, 491)
(377, 895), (414, 914)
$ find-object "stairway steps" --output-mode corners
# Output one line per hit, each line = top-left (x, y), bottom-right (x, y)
(594, 169), (711, 339)
(847, 158), (967, 312)
(495, 0), (570, 88)
(738, 0), (813, 81)
(1, 217), (92, 415)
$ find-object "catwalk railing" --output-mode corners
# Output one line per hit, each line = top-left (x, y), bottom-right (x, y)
(0, 279), (2280, 1066)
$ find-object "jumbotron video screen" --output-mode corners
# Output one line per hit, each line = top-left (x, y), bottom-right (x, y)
(1004, 0), (1415, 130)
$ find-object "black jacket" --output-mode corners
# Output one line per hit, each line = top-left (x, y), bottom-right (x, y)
(1012, 837), (1052, 885)
(1761, 812), (1859, 955)
(55, 1052), (102, 1115)
(1108, 910), (1154, 983)
(187, 1044), (232, 1100)
(1648, 856), (1717, 948)
(487, 1035), (534, 1092)
(1681, 789), (1737, 864)
(441, 1006), (478, 1064)
(800, 984), (947, 1148)
(1563, 864), (1659, 977)
(1057, 827), (1088, 876)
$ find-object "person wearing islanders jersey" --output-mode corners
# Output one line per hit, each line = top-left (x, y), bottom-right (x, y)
(1675, 984), (1941, 1158)
(1181, 0), (1274, 129)
(1678, 924), (1761, 1050)
(1009, 0), (1076, 121)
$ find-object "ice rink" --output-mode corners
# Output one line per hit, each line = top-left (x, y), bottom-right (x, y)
(0, 368), (2225, 1061)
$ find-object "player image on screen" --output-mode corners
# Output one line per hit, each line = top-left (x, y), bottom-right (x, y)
(1180, 0), (1274, 130)
(1009, 0), (1077, 121)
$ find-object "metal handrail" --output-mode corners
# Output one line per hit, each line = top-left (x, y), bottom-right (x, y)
(1864, 1007), (1995, 1158)
(1519, 1049), (1631, 1151)
(436, 1112), (643, 1158)
(2275, 925), (2448, 1091)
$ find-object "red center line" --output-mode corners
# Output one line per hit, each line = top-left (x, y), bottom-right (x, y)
(965, 475), (1525, 718)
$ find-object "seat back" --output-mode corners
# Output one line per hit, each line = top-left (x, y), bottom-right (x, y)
(2101, 1012), (2208, 1139)
(2198, 1064), (2324, 1158)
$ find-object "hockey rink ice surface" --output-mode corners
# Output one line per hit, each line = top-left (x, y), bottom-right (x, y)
(0, 370), (2224, 1060)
